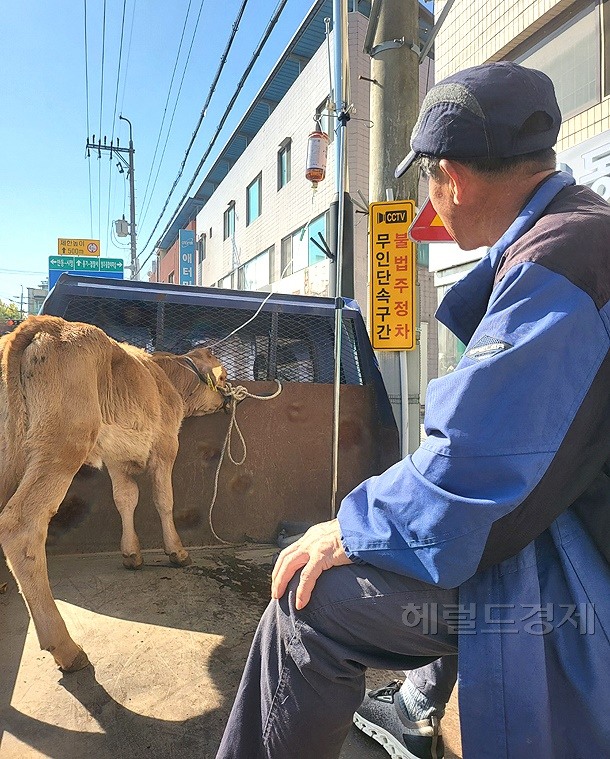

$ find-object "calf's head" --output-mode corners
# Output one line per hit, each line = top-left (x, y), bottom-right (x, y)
(180, 347), (228, 416)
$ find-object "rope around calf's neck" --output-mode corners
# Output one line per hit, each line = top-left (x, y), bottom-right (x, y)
(208, 380), (283, 545)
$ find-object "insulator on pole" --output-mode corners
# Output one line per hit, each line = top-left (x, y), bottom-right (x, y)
(305, 130), (329, 187)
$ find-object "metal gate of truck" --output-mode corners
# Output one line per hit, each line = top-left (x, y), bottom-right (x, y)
(41, 275), (399, 552)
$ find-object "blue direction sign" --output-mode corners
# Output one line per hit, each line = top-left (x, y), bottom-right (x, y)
(48, 256), (124, 289)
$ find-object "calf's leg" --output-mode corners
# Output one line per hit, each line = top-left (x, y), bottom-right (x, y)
(106, 464), (143, 569)
(0, 468), (90, 672)
(149, 451), (191, 567)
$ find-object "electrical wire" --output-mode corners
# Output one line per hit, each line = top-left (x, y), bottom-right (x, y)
(0, 268), (48, 275)
(139, 0), (207, 229)
(111, 226), (131, 250)
(98, 0), (108, 241)
(111, 0), (128, 140)
(137, 0), (254, 261)
(139, 0), (198, 217)
(99, 0), (107, 140)
(137, 0), (288, 275)
(105, 154), (113, 256)
(83, 0), (94, 238)
(119, 0), (137, 115)
(104, 0), (128, 260)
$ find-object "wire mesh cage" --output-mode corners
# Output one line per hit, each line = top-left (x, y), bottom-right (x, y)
(58, 292), (364, 385)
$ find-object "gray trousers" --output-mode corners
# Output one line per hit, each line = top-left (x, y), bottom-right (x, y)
(216, 563), (459, 759)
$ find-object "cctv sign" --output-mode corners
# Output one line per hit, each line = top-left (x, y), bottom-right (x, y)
(376, 208), (410, 224)
(369, 200), (416, 351)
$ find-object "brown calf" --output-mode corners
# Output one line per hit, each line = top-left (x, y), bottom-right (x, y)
(0, 315), (227, 672)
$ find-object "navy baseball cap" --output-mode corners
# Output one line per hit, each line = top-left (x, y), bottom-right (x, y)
(395, 62), (561, 178)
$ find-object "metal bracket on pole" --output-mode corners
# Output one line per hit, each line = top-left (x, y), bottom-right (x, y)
(363, 0), (382, 55)
(369, 37), (404, 57)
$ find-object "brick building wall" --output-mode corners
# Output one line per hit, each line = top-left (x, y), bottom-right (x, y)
(157, 219), (196, 283)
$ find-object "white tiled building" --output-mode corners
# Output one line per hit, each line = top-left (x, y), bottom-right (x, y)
(194, 19), (356, 299)
(430, 0), (610, 371)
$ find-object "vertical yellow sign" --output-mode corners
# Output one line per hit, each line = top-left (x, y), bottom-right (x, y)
(369, 200), (416, 350)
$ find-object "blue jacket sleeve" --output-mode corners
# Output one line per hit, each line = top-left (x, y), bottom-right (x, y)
(338, 262), (609, 587)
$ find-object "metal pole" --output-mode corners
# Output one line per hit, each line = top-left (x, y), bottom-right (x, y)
(120, 115), (138, 279)
(418, 0), (457, 63)
(330, 0), (349, 519)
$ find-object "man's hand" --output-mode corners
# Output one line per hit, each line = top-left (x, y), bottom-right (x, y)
(271, 519), (352, 610)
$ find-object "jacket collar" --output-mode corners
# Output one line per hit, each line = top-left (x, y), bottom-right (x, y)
(435, 171), (576, 344)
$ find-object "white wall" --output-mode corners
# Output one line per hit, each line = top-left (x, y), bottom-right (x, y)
(196, 13), (373, 308)
(435, 0), (610, 153)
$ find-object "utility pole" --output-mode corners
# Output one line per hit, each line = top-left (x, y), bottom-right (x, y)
(86, 114), (138, 279)
(367, 0), (421, 454)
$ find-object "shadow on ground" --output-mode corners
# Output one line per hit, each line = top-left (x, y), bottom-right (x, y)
(0, 547), (460, 758)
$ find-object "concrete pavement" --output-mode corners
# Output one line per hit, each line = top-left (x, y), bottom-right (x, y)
(0, 546), (460, 758)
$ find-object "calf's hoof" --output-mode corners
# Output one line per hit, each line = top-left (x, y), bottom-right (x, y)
(168, 549), (192, 567)
(122, 553), (144, 570)
(59, 647), (91, 673)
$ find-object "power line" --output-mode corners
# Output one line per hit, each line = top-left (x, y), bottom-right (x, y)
(83, 0), (94, 238)
(138, 0), (290, 274)
(0, 268), (47, 275)
(139, 0), (208, 228)
(105, 152), (113, 256)
(104, 0), (128, 258)
(119, 0), (137, 115)
(99, 0), (107, 139)
(98, 0), (108, 241)
(111, 0), (128, 140)
(139, 0), (196, 215)
(138, 0), (254, 259)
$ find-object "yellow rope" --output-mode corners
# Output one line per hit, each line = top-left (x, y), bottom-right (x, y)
(208, 380), (283, 545)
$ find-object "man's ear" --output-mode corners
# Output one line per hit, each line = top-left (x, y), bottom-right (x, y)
(438, 159), (468, 204)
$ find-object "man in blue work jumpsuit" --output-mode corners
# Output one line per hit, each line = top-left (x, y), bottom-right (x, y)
(216, 62), (610, 759)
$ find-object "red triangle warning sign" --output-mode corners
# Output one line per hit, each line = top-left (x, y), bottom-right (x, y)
(409, 198), (453, 242)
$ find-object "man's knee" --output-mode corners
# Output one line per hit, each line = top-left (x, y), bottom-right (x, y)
(284, 563), (369, 619)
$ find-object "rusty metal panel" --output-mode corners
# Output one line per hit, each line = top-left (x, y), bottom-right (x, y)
(47, 382), (399, 554)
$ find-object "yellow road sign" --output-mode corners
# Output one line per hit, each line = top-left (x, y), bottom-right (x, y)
(57, 238), (100, 257)
(369, 200), (416, 351)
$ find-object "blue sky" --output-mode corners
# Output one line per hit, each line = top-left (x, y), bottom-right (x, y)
(0, 0), (328, 307)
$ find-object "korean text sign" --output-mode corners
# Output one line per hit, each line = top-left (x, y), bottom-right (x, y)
(179, 229), (195, 285)
(369, 200), (416, 350)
